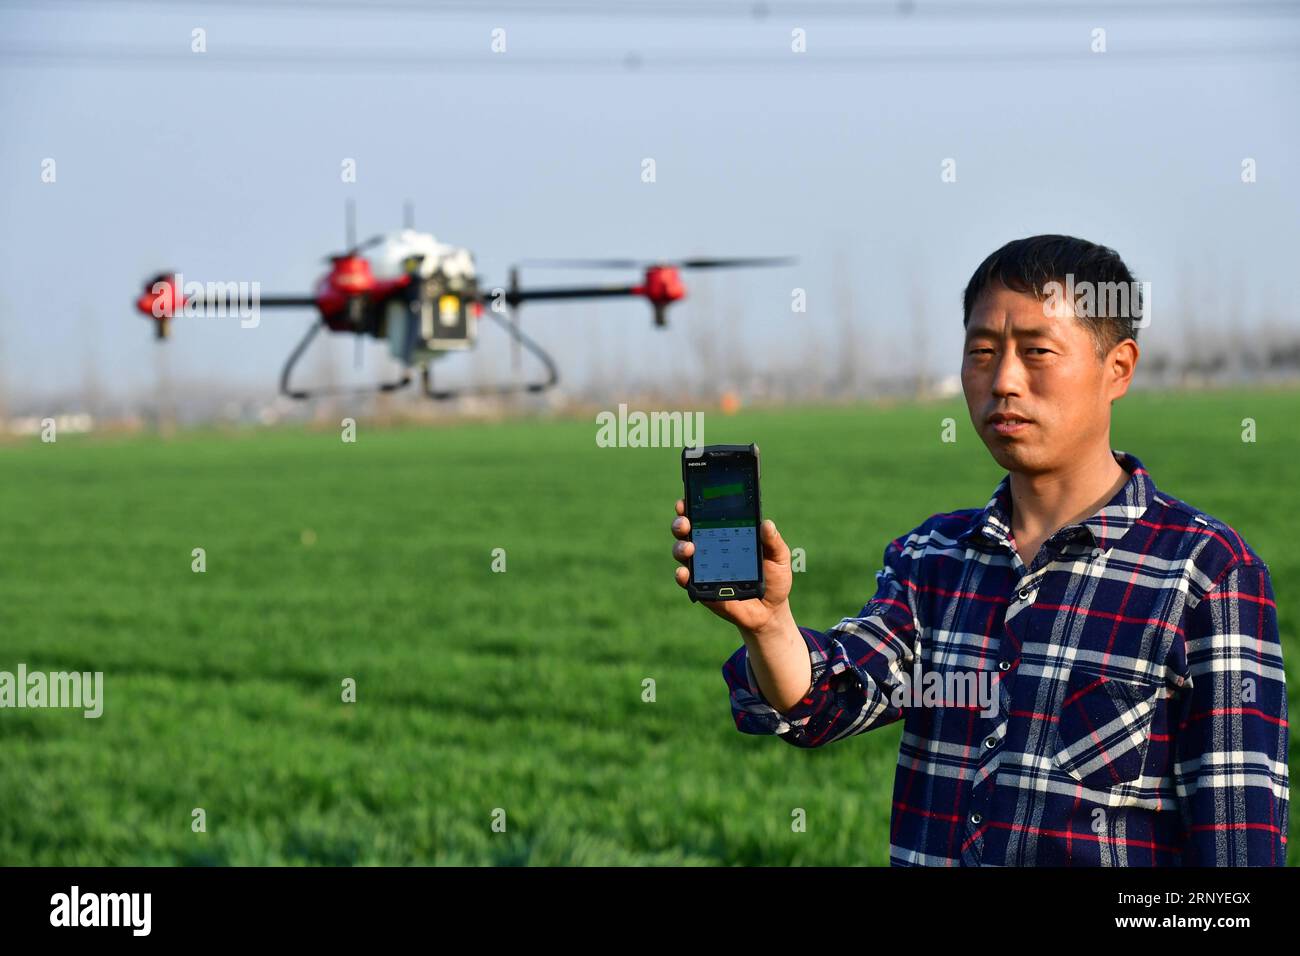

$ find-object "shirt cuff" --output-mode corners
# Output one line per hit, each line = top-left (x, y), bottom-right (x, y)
(741, 626), (842, 726)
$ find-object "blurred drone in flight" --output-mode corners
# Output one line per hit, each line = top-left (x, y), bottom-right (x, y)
(135, 202), (795, 400)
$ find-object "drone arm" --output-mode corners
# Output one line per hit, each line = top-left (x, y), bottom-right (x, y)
(159, 293), (319, 311)
(480, 284), (639, 308)
(136, 273), (318, 321)
(252, 296), (319, 308)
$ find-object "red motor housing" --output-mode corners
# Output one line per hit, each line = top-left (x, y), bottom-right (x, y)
(314, 255), (411, 331)
(638, 265), (686, 327)
(136, 272), (184, 338)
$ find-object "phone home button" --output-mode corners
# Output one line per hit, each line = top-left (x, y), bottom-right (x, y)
(718, 587), (735, 597)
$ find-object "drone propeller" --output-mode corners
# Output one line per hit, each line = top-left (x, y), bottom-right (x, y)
(676, 256), (797, 269)
(518, 256), (796, 270)
(519, 258), (643, 269)
(323, 235), (385, 263)
(324, 198), (385, 261)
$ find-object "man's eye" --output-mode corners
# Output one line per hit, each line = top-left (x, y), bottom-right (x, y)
(967, 348), (993, 355)
(1026, 348), (1053, 355)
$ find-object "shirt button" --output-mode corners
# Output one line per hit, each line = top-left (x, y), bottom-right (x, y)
(984, 735), (997, 749)
(1091, 548), (1103, 558)
(1017, 588), (1030, 601)
(970, 812), (982, 825)
(998, 660), (1011, 671)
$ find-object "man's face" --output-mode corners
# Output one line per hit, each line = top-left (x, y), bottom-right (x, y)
(961, 282), (1136, 475)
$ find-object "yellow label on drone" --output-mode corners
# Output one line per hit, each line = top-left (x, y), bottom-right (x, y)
(439, 295), (460, 316)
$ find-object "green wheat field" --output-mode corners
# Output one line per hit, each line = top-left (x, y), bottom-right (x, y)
(1, 387), (1296, 865)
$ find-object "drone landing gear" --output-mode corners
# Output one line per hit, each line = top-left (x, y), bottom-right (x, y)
(279, 321), (412, 400)
(421, 309), (559, 401)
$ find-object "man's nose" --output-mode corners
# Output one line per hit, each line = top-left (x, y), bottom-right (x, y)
(990, 352), (1026, 396)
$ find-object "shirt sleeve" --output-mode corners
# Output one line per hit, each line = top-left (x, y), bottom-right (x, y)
(720, 529), (921, 748)
(1172, 560), (1290, 866)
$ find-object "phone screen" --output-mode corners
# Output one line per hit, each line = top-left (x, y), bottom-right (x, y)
(685, 454), (760, 585)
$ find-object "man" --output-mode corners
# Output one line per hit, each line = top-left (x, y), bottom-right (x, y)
(670, 235), (1288, 866)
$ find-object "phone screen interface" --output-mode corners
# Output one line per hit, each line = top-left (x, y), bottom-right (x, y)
(687, 457), (759, 584)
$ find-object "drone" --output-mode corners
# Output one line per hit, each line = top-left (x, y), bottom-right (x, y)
(134, 203), (794, 401)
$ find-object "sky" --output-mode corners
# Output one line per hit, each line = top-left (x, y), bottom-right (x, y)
(1, 0), (1298, 407)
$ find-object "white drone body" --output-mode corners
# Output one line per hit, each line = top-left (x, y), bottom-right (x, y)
(367, 229), (480, 363)
(367, 228), (477, 283)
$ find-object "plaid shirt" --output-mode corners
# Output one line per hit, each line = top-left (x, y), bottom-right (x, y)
(722, 450), (1289, 866)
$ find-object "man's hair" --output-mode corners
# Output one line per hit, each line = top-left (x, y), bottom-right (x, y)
(961, 234), (1141, 359)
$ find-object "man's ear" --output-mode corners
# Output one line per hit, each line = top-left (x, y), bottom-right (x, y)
(1106, 338), (1139, 400)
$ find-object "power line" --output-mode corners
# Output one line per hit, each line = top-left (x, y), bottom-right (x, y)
(4, 0), (1300, 18)
(1, 42), (1296, 72)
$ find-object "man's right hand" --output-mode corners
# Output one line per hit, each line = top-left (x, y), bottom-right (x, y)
(671, 499), (794, 638)
(672, 498), (813, 715)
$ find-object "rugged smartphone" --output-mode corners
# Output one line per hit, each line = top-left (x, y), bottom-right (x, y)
(681, 443), (763, 602)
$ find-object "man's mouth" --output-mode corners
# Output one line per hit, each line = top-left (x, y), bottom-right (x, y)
(987, 413), (1033, 436)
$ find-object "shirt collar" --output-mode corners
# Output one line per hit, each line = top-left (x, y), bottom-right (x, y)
(955, 449), (1156, 555)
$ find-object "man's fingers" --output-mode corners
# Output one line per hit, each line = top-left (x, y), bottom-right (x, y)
(671, 514), (691, 539)
(675, 499), (685, 516)
(674, 566), (689, 588)
(673, 539), (694, 562)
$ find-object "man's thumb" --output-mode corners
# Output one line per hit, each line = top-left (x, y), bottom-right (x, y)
(760, 518), (789, 564)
